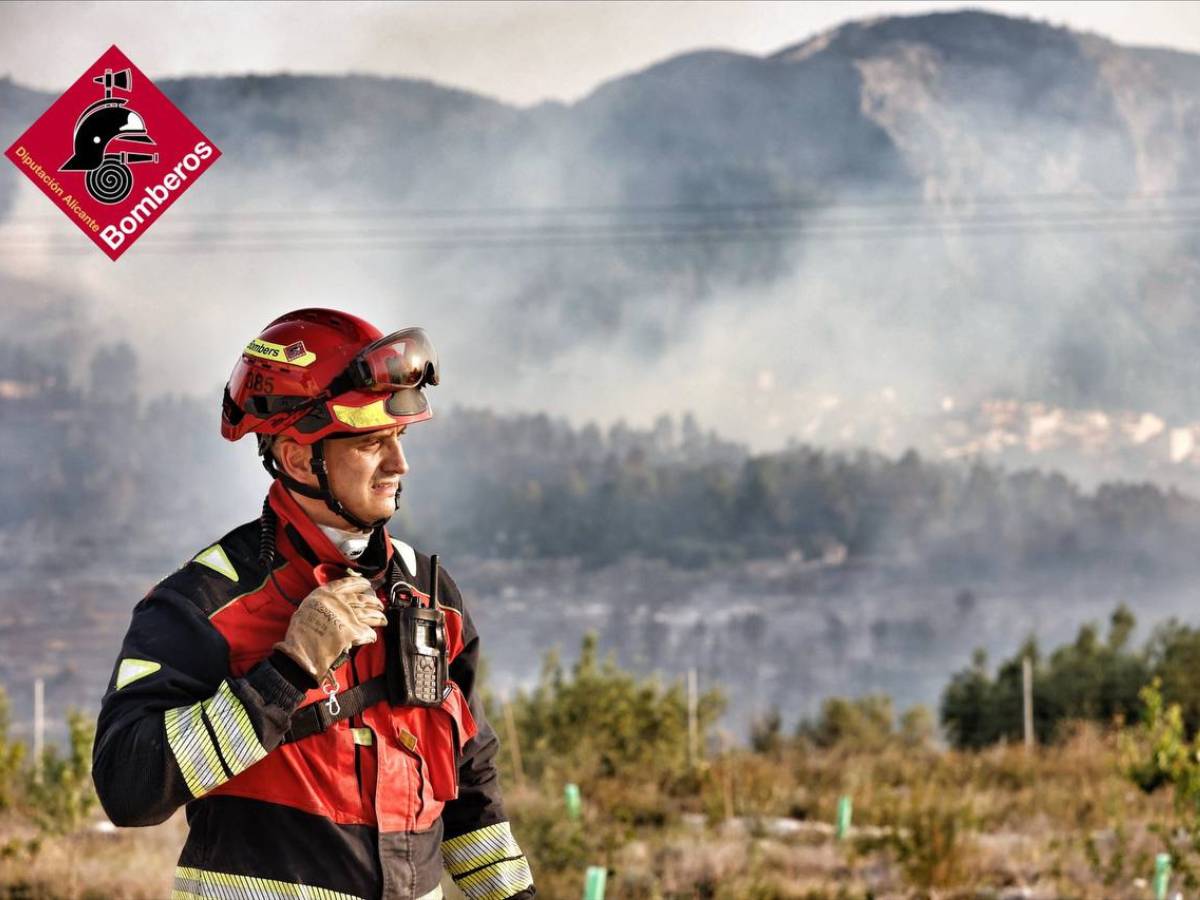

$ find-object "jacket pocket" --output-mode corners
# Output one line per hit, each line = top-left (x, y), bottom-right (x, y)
(400, 681), (476, 802)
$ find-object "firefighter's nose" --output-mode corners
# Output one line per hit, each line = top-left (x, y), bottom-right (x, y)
(383, 437), (408, 476)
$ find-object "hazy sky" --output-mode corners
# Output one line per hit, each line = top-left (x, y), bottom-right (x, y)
(3, 1), (1200, 106)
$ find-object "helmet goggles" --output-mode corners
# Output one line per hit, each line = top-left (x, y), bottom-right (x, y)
(342, 327), (439, 417)
(224, 325), (439, 435)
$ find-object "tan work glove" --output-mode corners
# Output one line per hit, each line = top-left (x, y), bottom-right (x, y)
(274, 575), (387, 680)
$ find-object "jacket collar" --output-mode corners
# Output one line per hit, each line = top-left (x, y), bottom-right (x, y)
(267, 479), (394, 572)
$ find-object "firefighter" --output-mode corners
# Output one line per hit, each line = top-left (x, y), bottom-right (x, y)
(93, 309), (535, 900)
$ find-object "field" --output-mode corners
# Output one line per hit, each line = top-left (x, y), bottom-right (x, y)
(0, 722), (1188, 899)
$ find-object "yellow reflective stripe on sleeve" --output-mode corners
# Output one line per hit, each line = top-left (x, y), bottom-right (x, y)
(173, 866), (364, 899)
(441, 821), (523, 877)
(454, 857), (534, 900)
(202, 681), (267, 776)
(164, 702), (226, 798)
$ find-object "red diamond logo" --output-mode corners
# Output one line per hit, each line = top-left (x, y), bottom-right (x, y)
(4, 45), (220, 261)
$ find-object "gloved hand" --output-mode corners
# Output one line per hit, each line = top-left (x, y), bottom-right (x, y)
(274, 576), (387, 680)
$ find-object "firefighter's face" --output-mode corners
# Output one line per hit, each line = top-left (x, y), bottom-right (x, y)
(323, 425), (409, 526)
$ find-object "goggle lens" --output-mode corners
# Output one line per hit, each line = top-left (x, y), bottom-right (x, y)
(357, 327), (439, 392)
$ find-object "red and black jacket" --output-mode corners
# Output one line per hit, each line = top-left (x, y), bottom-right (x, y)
(93, 480), (535, 900)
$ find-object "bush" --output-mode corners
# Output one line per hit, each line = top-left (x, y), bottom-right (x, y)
(1120, 678), (1200, 803)
(801, 695), (895, 750)
(898, 705), (936, 749)
(509, 633), (725, 789)
(880, 786), (977, 891)
(25, 709), (97, 836)
(0, 687), (25, 811)
(941, 605), (1150, 748)
(750, 708), (784, 757)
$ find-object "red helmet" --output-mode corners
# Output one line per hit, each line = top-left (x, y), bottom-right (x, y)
(221, 308), (439, 445)
(221, 308), (439, 532)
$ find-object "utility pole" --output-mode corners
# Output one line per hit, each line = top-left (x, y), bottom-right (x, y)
(1022, 655), (1034, 751)
(33, 678), (44, 783)
(687, 668), (698, 766)
(502, 700), (525, 789)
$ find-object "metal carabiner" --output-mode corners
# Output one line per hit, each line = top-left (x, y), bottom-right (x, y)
(320, 672), (341, 718)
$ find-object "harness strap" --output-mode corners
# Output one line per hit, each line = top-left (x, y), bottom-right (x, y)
(282, 674), (389, 744)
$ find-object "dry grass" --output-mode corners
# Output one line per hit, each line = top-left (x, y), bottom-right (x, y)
(0, 724), (1190, 898)
(0, 811), (184, 899)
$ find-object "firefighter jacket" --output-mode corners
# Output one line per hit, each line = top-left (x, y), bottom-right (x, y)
(93, 480), (536, 900)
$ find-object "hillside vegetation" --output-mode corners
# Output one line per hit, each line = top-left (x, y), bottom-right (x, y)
(1, 620), (1199, 898)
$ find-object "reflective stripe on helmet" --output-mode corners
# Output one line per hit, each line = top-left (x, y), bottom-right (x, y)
(331, 399), (396, 429)
(243, 338), (318, 367)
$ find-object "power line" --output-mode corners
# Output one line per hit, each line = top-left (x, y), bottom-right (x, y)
(3, 212), (1197, 255)
(8, 204), (1200, 242)
(6, 187), (1200, 226)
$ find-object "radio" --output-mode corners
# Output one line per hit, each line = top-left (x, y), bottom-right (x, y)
(385, 554), (448, 708)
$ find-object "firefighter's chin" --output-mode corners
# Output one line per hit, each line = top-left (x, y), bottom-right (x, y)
(360, 480), (399, 521)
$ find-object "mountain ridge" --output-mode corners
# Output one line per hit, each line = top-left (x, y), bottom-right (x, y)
(2, 9), (1199, 470)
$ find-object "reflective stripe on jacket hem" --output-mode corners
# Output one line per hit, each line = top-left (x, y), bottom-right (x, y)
(171, 867), (445, 900)
(171, 866), (366, 900)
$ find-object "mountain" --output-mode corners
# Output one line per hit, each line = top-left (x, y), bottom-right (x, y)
(6, 11), (1200, 735)
(771, 12), (1200, 195)
(2, 10), (1200, 471)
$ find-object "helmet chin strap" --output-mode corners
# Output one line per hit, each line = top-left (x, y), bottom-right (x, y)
(260, 437), (398, 532)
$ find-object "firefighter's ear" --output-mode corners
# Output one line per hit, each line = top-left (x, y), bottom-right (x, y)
(274, 437), (317, 487)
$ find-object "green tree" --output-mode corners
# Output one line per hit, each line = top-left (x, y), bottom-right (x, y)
(940, 649), (1000, 749)
(749, 708), (784, 757)
(1148, 620), (1200, 734)
(511, 633), (725, 786)
(26, 709), (97, 835)
(899, 704), (937, 748)
(941, 607), (1149, 748)
(803, 694), (895, 749)
(0, 687), (25, 811)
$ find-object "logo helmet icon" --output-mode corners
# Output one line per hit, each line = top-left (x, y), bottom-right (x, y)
(59, 67), (158, 204)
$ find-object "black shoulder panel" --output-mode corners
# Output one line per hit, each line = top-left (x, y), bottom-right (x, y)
(155, 519), (270, 618)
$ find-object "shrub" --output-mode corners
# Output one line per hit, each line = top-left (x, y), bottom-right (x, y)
(509, 633), (725, 789)
(25, 709), (97, 836)
(801, 695), (894, 750)
(0, 687), (25, 811)
(881, 786), (977, 891)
